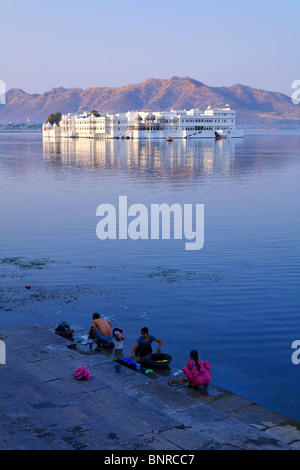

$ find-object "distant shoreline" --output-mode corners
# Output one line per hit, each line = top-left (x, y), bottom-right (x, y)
(0, 128), (299, 134)
(0, 129), (42, 133)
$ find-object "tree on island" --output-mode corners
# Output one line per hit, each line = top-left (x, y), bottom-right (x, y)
(46, 112), (62, 126)
(90, 110), (100, 117)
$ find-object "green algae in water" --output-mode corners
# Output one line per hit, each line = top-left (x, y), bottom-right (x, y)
(147, 267), (198, 283)
(0, 257), (53, 270)
(147, 267), (223, 283)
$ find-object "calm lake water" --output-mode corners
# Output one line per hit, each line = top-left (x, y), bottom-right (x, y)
(0, 131), (299, 420)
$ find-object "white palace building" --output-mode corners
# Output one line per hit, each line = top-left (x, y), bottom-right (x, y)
(43, 106), (243, 140)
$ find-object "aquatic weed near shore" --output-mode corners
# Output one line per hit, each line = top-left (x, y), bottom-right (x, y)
(0, 257), (53, 270)
(147, 267), (223, 283)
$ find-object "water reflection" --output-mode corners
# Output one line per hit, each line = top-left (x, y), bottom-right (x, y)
(42, 134), (300, 182)
(43, 138), (238, 179)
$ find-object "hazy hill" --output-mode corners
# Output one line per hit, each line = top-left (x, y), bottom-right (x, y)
(0, 76), (299, 127)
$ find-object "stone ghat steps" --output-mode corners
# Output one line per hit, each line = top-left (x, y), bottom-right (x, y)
(0, 326), (300, 450)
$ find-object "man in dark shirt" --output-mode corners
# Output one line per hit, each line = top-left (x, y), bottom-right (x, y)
(130, 327), (162, 358)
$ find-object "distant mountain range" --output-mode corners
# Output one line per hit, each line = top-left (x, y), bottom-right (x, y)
(0, 76), (299, 127)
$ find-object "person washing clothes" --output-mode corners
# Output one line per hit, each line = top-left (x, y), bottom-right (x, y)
(129, 327), (162, 359)
(183, 350), (211, 388)
(89, 313), (113, 345)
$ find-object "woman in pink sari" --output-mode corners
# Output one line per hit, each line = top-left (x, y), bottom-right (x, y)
(183, 350), (211, 387)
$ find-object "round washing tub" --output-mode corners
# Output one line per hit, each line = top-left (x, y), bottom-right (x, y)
(143, 353), (172, 368)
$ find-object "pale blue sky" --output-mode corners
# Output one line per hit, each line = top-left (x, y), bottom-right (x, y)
(1, 0), (299, 95)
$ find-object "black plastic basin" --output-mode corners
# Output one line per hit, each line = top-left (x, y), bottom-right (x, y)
(144, 353), (172, 368)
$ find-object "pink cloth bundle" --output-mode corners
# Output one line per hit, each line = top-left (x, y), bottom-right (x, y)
(74, 366), (92, 380)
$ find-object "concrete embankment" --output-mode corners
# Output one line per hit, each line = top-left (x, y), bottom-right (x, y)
(0, 326), (300, 450)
